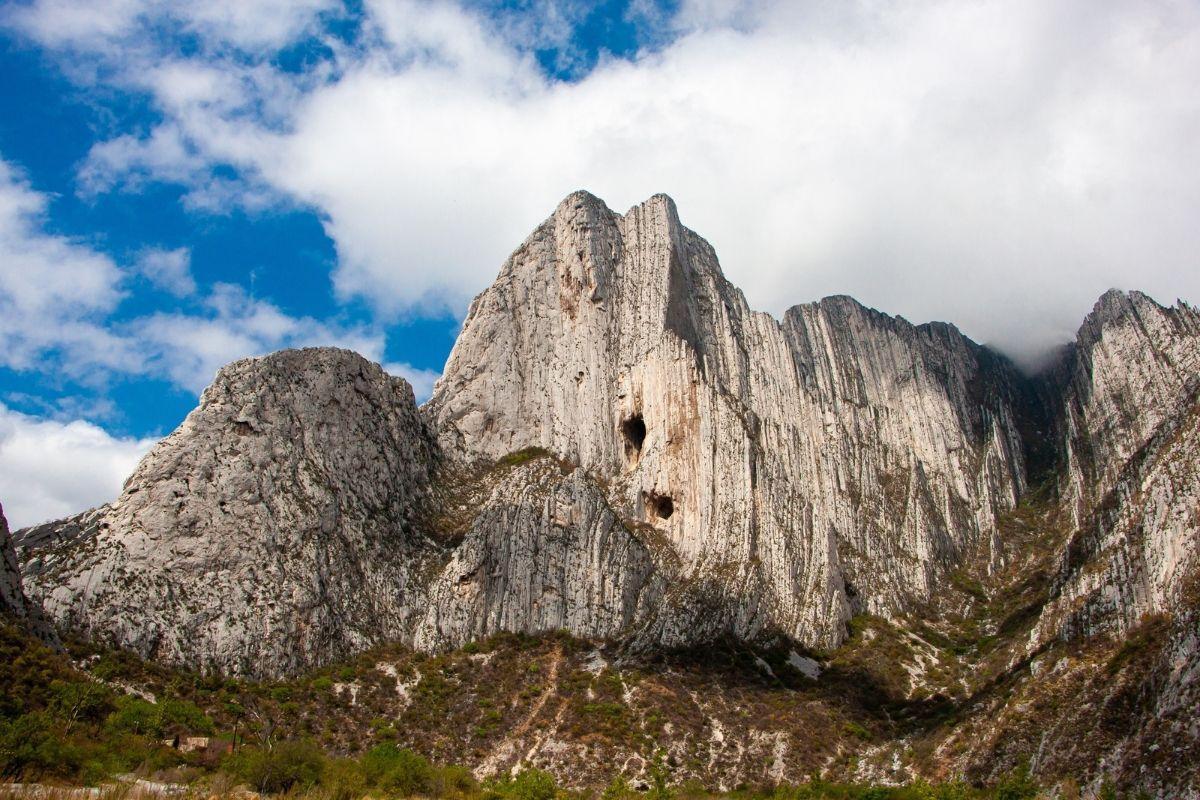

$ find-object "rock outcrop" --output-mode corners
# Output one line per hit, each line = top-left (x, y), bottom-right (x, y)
(1, 501), (55, 642)
(1036, 290), (1200, 641)
(17, 349), (437, 676)
(2, 502), (32, 619)
(428, 191), (1032, 649)
(10, 190), (1200, 795)
(12, 192), (1198, 712)
(413, 457), (665, 651)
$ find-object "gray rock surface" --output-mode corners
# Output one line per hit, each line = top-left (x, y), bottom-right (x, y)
(414, 456), (665, 651)
(1, 501), (55, 641)
(1036, 290), (1200, 641)
(12, 192), (1199, 693)
(428, 191), (1031, 649)
(2, 501), (32, 618)
(17, 348), (437, 676)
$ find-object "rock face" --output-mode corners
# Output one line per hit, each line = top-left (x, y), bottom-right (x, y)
(428, 191), (1032, 649)
(2, 502), (32, 619)
(1036, 291), (1200, 641)
(413, 458), (665, 651)
(17, 349), (437, 676)
(10, 190), (1200, 794)
(12, 193), (1198, 713)
(1, 501), (55, 642)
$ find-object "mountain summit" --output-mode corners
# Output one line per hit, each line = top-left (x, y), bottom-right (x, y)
(8, 192), (1200, 794)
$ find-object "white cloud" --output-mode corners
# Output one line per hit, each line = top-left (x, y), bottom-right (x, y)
(0, 157), (141, 379)
(383, 362), (441, 403)
(13, 0), (1200, 364)
(135, 246), (195, 296)
(0, 153), (385, 394)
(0, 403), (157, 529)
(3, 0), (339, 53)
(131, 283), (386, 392)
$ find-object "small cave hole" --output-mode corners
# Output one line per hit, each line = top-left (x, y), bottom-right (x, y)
(645, 492), (675, 521)
(621, 413), (647, 458)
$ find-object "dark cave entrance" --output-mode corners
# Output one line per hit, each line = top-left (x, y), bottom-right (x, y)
(621, 413), (646, 459)
(645, 492), (675, 521)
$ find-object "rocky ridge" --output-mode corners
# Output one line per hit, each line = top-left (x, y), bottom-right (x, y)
(2, 502), (33, 620)
(6, 191), (1199, 794)
(428, 192), (1033, 651)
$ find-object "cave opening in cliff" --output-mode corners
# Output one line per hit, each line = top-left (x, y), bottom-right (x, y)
(645, 492), (674, 520)
(621, 413), (646, 458)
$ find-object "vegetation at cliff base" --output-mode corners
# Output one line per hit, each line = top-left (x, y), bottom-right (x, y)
(0, 621), (1150, 799)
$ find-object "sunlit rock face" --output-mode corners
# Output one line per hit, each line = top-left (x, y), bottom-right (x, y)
(412, 459), (666, 652)
(427, 191), (1033, 650)
(12, 192), (1198, 694)
(1036, 291), (1200, 642)
(16, 349), (439, 677)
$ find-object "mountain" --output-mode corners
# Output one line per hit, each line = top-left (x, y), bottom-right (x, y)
(7, 192), (1199, 796)
(15, 349), (437, 676)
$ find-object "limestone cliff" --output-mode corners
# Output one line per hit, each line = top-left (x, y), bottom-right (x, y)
(9, 190), (1200, 795)
(11, 193), (1197, 705)
(428, 191), (1032, 650)
(1036, 290), (1200, 641)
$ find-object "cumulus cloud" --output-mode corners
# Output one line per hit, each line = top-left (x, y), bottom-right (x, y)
(131, 283), (385, 393)
(135, 246), (195, 296)
(0, 403), (157, 529)
(0, 153), (385, 393)
(3, 0), (339, 52)
(11, 0), (1200, 365)
(0, 157), (140, 380)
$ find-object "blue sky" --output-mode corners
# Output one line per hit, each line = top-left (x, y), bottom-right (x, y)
(1, 0), (1199, 527)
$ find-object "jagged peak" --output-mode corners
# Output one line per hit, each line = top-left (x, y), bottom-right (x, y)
(553, 189), (614, 217)
(1074, 288), (1175, 351)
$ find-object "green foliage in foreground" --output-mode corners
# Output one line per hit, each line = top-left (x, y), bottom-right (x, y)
(0, 621), (1148, 799)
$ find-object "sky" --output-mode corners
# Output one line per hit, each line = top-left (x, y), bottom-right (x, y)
(1, 0), (1199, 528)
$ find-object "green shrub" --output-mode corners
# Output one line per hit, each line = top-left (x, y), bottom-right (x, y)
(436, 763), (479, 796)
(225, 739), (326, 793)
(489, 768), (558, 800)
(321, 756), (368, 800)
(361, 743), (434, 796)
(47, 680), (114, 728)
(0, 712), (82, 779)
(498, 448), (551, 468)
(995, 765), (1038, 800)
(105, 696), (161, 736)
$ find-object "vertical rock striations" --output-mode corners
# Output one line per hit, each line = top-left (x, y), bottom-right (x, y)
(413, 457), (665, 651)
(11, 191), (1197, 705)
(1037, 291), (1200, 640)
(427, 191), (1031, 649)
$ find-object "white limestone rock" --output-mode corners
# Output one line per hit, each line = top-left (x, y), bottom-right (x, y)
(16, 348), (437, 677)
(414, 457), (665, 651)
(428, 191), (1032, 650)
(1036, 291), (1200, 642)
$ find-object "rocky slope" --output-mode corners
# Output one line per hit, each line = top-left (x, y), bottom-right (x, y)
(16, 349), (438, 676)
(5, 191), (1199, 795)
